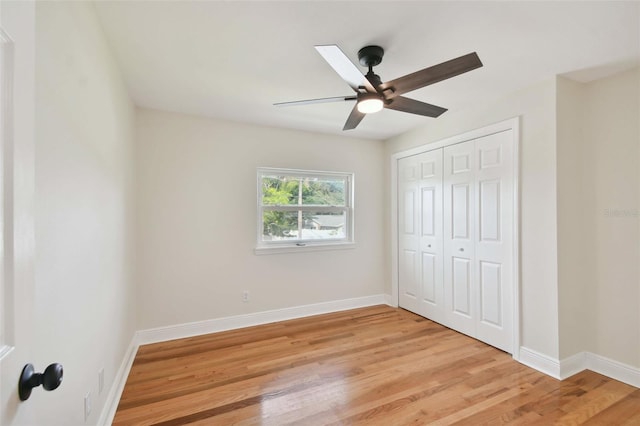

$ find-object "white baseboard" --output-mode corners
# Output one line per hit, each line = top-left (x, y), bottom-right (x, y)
(519, 347), (640, 388)
(384, 293), (396, 307)
(136, 294), (387, 345)
(559, 351), (586, 379)
(98, 335), (139, 426)
(518, 346), (561, 379)
(559, 351), (640, 388)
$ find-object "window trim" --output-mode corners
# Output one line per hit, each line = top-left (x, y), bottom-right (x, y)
(255, 167), (355, 254)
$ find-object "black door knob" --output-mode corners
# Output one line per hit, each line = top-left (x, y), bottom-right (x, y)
(19, 363), (63, 401)
(42, 363), (63, 391)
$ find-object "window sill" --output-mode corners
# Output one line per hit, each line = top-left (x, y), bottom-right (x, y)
(254, 242), (355, 255)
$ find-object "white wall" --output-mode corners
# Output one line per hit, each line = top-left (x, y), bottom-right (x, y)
(32, 2), (136, 425)
(135, 109), (386, 329)
(386, 79), (561, 359)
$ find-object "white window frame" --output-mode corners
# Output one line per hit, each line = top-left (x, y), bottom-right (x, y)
(255, 167), (355, 255)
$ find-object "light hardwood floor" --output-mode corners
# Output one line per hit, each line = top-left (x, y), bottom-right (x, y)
(113, 305), (640, 425)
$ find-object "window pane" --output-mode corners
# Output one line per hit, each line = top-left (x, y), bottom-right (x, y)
(262, 210), (347, 241)
(261, 176), (299, 205)
(302, 212), (346, 240)
(262, 211), (299, 241)
(301, 177), (346, 206)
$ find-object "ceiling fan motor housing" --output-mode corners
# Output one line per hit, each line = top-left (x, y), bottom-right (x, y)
(358, 45), (384, 68)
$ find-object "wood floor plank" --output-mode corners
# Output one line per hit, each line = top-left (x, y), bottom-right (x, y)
(581, 389), (640, 425)
(113, 306), (640, 425)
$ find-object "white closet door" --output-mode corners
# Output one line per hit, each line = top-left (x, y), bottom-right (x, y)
(474, 130), (514, 353)
(397, 125), (515, 354)
(398, 150), (444, 320)
(417, 150), (444, 323)
(443, 141), (476, 337)
(398, 155), (420, 314)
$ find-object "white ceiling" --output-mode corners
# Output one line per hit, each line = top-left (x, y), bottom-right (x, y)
(94, 1), (640, 141)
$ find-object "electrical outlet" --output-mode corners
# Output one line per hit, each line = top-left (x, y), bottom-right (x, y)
(242, 290), (249, 303)
(84, 392), (92, 422)
(98, 368), (104, 394)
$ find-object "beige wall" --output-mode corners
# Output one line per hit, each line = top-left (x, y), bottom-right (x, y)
(135, 109), (386, 329)
(582, 69), (639, 366)
(557, 69), (640, 367)
(556, 76), (591, 359)
(32, 2), (136, 425)
(386, 79), (561, 359)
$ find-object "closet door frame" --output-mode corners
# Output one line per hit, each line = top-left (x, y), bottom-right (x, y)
(390, 117), (521, 360)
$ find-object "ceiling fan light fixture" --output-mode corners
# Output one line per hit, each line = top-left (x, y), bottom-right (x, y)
(357, 95), (384, 114)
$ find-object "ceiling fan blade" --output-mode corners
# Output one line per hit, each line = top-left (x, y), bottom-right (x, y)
(379, 52), (482, 97)
(315, 45), (377, 93)
(274, 96), (356, 107)
(343, 103), (366, 130)
(385, 96), (447, 117)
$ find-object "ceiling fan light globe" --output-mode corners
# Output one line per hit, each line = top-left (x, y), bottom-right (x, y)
(357, 98), (384, 114)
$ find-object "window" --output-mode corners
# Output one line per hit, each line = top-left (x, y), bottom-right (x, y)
(256, 168), (354, 253)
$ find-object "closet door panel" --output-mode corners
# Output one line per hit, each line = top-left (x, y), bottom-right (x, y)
(479, 180), (501, 242)
(422, 252), (437, 304)
(452, 184), (471, 239)
(479, 261), (502, 326)
(400, 249), (418, 297)
(444, 141), (476, 337)
(452, 257), (472, 316)
(418, 150), (444, 322)
(475, 130), (514, 353)
(398, 150), (444, 323)
(421, 187), (435, 237)
(398, 156), (420, 314)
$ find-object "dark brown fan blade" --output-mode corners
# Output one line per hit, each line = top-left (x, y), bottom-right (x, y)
(343, 103), (366, 130)
(274, 96), (356, 107)
(379, 52), (482, 97)
(384, 96), (447, 117)
(315, 45), (377, 93)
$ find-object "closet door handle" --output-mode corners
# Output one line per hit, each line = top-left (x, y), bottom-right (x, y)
(458, 248), (464, 252)
(427, 244), (432, 248)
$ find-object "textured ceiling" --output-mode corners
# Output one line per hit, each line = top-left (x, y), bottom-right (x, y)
(94, 1), (640, 140)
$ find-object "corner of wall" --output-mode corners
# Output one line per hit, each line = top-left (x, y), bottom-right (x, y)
(555, 76), (592, 361)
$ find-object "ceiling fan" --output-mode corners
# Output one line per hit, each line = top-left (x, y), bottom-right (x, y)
(275, 45), (483, 131)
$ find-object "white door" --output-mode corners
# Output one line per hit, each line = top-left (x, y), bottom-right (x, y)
(416, 150), (444, 323)
(443, 131), (514, 352)
(398, 150), (444, 322)
(443, 141), (476, 337)
(398, 155), (420, 314)
(0, 3), (37, 425)
(474, 131), (514, 352)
